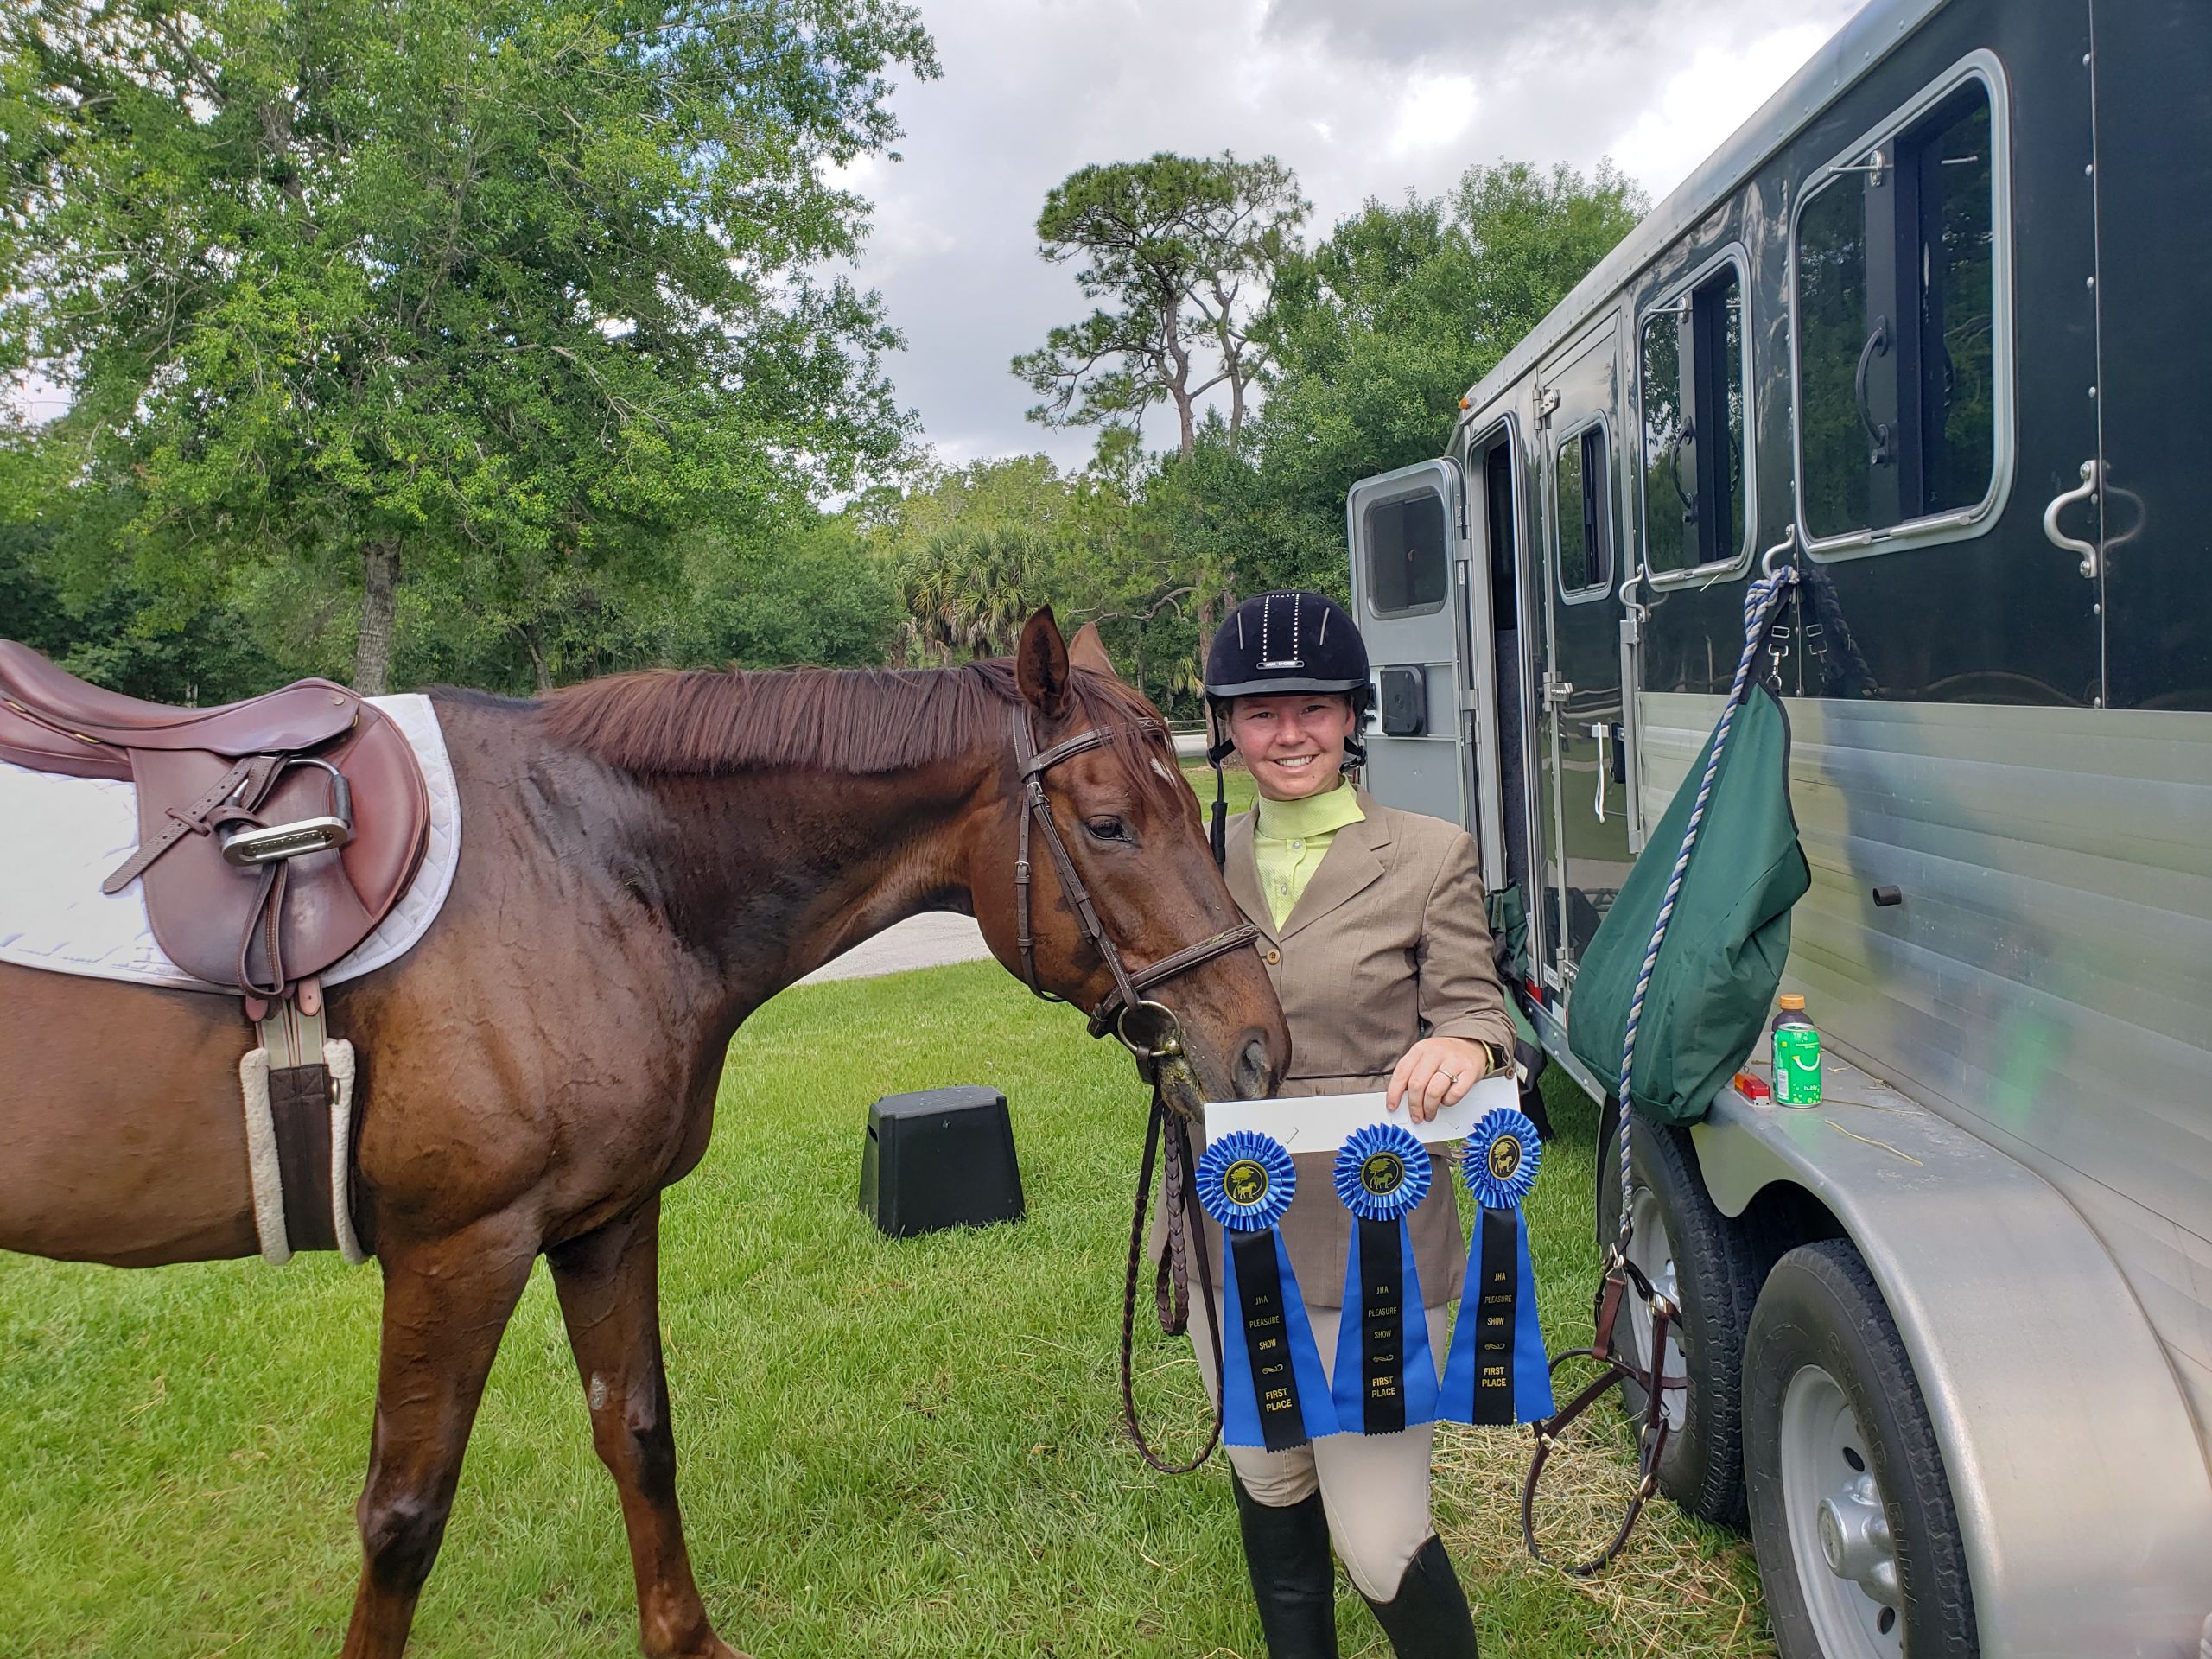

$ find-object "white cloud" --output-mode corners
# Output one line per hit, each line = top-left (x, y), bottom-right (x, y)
(1389, 73), (1480, 159)
(870, 0), (1863, 470)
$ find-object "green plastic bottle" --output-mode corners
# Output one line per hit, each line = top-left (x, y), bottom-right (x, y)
(1771, 993), (1822, 1106)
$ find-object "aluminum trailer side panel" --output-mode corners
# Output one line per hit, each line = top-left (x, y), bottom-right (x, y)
(1693, 1063), (2212, 1659)
(1639, 692), (2212, 1654)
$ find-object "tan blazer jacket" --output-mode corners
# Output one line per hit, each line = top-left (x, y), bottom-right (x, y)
(1160, 789), (1516, 1309)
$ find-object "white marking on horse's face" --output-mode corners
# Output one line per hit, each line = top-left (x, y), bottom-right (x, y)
(1150, 757), (1178, 786)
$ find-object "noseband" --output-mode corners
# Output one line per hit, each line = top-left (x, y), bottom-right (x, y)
(1009, 708), (1259, 1054)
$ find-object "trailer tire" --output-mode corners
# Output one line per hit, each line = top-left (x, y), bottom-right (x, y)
(1595, 1109), (1761, 1526)
(1746, 1241), (1977, 1659)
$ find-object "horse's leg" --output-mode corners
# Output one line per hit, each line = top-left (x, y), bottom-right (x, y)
(546, 1197), (744, 1659)
(341, 1215), (537, 1659)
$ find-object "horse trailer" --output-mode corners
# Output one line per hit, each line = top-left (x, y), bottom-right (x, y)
(1344, 3), (2212, 1656)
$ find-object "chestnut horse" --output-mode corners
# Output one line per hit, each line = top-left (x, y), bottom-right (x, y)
(0, 611), (1287, 1658)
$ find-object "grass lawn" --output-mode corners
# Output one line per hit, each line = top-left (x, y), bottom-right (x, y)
(0, 963), (1766, 1657)
(1180, 759), (1256, 823)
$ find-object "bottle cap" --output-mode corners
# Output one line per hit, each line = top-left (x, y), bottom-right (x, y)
(1778, 993), (1805, 1011)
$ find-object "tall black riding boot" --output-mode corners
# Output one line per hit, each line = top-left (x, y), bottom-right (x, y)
(1360, 1535), (1478, 1659)
(1231, 1475), (1339, 1658)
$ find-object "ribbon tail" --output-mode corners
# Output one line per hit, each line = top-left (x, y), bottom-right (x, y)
(1331, 1215), (1368, 1426)
(1398, 1225), (1440, 1427)
(1438, 1254), (1479, 1424)
(1273, 1233), (1339, 1443)
(1218, 1232), (1266, 1447)
(1440, 1205), (1527, 1425)
(1510, 1209), (1554, 1422)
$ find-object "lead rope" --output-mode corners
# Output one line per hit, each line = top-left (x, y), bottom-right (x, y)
(1522, 548), (1798, 1573)
(1121, 1087), (1224, 1472)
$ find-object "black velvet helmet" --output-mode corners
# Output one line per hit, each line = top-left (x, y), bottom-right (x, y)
(1204, 590), (1370, 699)
(1200, 591), (1371, 866)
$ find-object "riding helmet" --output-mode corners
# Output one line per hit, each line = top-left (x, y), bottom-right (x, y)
(1204, 590), (1370, 701)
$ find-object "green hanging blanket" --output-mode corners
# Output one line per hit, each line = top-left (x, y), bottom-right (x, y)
(1566, 682), (1810, 1127)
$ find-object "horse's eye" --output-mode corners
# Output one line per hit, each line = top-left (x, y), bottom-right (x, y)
(1084, 816), (1129, 843)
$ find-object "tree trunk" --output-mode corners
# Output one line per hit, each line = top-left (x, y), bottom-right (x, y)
(354, 540), (399, 696)
(518, 625), (553, 692)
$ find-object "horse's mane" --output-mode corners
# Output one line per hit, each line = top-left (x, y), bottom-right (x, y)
(541, 658), (1173, 792)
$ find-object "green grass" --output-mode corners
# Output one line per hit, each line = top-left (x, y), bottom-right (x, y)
(0, 963), (1766, 1657)
(1180, 759), (1256, 821)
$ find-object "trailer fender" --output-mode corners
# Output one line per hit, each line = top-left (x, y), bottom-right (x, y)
(1690, 1058), (2212, 1659)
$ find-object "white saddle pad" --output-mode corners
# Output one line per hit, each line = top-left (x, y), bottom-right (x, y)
(0, 693), (461, 991)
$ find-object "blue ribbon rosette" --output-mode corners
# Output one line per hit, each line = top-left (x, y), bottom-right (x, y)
(1440, 1107), (1556, 1425)
(1196, 1129), (1338, 1449)
(1329, 1121), (1442, 1433)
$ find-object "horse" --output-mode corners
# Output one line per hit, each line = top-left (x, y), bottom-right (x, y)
(0, 609), (1288, 1658)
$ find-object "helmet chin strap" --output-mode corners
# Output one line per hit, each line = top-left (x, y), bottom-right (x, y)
(1205, 697), (1234, 869)
(1206, 738), (1234, 870)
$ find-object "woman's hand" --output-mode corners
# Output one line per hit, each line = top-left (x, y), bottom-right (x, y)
(1384, 1036), (1491, 1123)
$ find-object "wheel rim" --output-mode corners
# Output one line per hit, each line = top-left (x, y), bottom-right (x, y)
(1778, 1363), (1903, 1658)
(1624, 1185), (1686, 1431)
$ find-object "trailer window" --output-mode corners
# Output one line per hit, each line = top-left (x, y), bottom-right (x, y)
(1483, 438), (1517, 632)
(1641, 260), (1747, 577)
(1363, 488), (1450, 616)
(1794, 75), (1998, 547)
(1553, 422), (1613, 597)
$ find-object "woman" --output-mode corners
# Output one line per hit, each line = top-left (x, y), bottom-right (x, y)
(1182, 590), (1516, 1659)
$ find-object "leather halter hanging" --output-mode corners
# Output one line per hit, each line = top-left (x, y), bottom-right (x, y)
(1008, 708), (1258, 1048)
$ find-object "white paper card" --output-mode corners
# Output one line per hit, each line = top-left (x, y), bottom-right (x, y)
(1202, 1073), (1518, 1154)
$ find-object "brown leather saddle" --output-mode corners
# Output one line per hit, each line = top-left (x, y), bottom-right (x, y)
(0, 640), (431, 997)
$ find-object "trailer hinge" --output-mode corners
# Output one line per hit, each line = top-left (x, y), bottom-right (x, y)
(1535, 385), (1561, 423)
(1542, 674), (1575, 706)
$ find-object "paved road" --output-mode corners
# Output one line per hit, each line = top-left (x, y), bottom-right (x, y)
(795, 911), (995, 985)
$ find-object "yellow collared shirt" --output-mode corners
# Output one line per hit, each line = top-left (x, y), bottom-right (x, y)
(1252, 780), (1367, 929)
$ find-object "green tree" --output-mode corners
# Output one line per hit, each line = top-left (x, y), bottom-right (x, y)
(3, 0), (938, 693)
(1013, 151), (1306, 456)
(683, 516), (901, 669)
(896, 522), (1052, 661)
(1256, 160), (1647, 540)
(1083, 159), (1645, 709)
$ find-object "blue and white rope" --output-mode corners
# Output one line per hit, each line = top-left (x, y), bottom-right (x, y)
(1611, 563), (1796, 1255)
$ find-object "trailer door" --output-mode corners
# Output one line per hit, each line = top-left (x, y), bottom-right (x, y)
(1534, 317), (1631, 994)
(2090, 1), (2211, 710)
(1347, 459), (1478, 830)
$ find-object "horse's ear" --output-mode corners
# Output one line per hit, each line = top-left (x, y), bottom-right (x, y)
(1067, 620), (1120, 681)
(1015, 607), (1071, 719)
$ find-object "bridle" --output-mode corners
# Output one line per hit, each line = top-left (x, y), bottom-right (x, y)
(1007, 703), (1256, 1473)
(1008, 707), (1257, 1053)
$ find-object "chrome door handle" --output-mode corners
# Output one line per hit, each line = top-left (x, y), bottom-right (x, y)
(2041, 459), (2101, 579)
(1591, 722), (1610, 823)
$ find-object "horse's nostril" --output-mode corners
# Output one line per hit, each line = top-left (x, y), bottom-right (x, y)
(1235, 1034), (1274, 1100)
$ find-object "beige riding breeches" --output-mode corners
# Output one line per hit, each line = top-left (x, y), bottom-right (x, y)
(1192, 1296), (1457, 1601)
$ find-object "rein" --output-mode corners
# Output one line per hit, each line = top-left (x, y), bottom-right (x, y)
(1007, 705), (1249, 1468)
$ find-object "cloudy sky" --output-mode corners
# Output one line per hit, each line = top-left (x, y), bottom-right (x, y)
(844, 0), (1860, 471)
